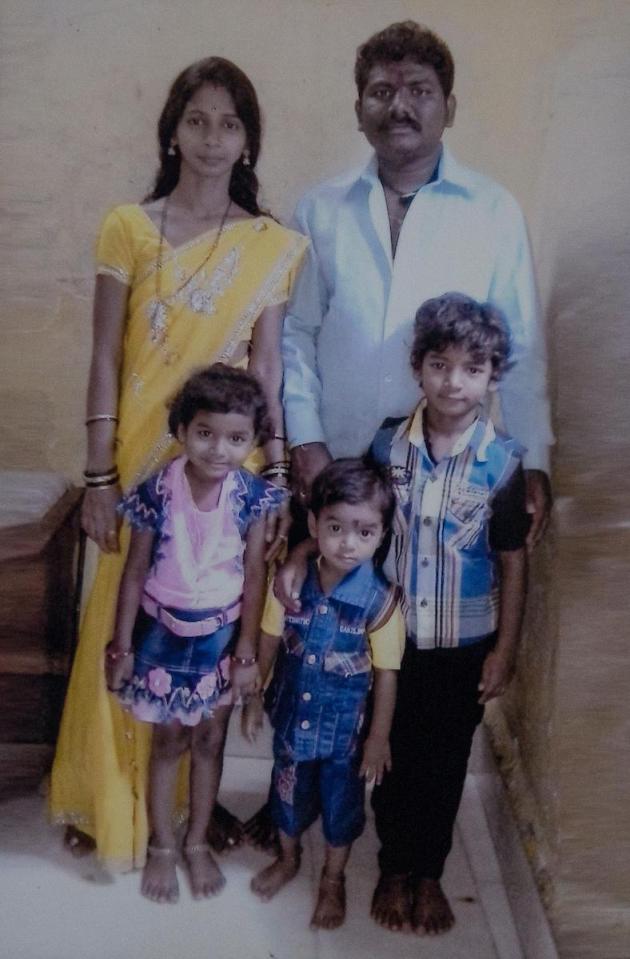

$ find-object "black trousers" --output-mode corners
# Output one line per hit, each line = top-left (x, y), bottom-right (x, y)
(371, 636), (493, 881)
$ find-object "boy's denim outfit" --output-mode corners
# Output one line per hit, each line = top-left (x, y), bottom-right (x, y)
(369, 405), (530, 881)
(263, 559), (401, 847)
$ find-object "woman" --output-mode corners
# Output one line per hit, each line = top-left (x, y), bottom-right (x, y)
(49, 56), (307, 871)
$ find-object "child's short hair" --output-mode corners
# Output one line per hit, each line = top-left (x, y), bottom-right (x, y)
(310, 458), (395, 530)
(410, 292), (512, 379)
(168, 363), (272, 440)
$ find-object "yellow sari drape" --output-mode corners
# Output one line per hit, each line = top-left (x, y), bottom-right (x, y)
(50, 205), (307, 870)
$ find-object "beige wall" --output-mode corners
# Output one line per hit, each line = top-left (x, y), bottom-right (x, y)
(2, 1), (629, 956)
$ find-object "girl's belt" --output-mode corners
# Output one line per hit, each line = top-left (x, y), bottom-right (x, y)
(141, 594), (241, 638)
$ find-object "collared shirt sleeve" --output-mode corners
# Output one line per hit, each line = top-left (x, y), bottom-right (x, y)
(260, 584), (285, 638)
(282, 196), (329, 448)
(489, 461), (531, 551)
(368, 601), (405, 670)
(488, 195), (553, 472)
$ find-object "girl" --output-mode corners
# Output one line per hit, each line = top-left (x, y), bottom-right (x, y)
(50, 57), (307, 869)
(106, 364), (286, 902)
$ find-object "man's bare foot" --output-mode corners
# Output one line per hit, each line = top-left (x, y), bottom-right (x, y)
(207, 802), (244, 853)
(243, 801), (280, 855)
(250, 850), (301, 901)
(64, 825), (96, 858)
(370, 873), (411, 931)
(411, 878), (455, 935)
(310, 871), (346, 930)
(141, 845), (179, 903)
(183, 843), (226, 899)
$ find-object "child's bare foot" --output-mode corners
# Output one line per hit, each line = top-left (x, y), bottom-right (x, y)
(243, 801), (280, 855)
(184, 843), (226, 899)
(142, 845), (179, 903)
(411, 878), (455, 935)
(207, 802), (244, 853)
(370, 873), (411, 930)
(250, 850), (301, 901)
(310, 870), (346, 930)
(64, 825), (96, 857)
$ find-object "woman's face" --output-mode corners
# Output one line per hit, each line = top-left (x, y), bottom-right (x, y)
(173, 84), (247, 181)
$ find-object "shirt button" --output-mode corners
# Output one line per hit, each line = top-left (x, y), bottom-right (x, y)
(302, 691), (312, 702)
(420, 598), (428, 607)
(423, 517), (432, 526)
(307, 654), (317, 665)
(421, 557), (429, 567)
(300, 720), (310, 730)
(318, 604), (328, 614)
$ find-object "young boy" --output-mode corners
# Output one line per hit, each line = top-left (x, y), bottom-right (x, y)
(246, 459), (404, 930)
(369, 292), (530, 936)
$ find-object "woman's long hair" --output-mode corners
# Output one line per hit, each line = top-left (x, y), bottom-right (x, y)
(146, 57), (263, 215)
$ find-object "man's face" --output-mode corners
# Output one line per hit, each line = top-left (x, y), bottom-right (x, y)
(355, 57), (456, 167)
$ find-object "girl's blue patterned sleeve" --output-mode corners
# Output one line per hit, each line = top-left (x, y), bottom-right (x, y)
(118, 473), (163, 532)
(235, 470), (289, 534)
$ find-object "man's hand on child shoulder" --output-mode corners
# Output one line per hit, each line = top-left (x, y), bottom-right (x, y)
(360, 735), (392, 785)
(477, 649), (515, 704)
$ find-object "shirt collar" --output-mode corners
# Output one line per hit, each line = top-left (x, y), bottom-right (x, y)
(303, 557), (377, 608)
(398, 399), (496, 463)
(357, 144), (473, 196)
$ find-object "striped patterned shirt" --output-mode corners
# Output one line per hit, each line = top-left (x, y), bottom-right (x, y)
(369, 403), (529, 649)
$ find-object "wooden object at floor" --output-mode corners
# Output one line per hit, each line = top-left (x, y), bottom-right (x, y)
(0, 477), (82, 798)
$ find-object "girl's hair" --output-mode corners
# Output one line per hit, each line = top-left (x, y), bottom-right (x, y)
(310, 458), (396, 530)
(410, 292), (513, 380)
(146, 57), (263, 215)
(168, 363), (272, 441)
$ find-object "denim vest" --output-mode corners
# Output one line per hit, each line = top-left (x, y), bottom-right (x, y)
(266, 559), (392, 761)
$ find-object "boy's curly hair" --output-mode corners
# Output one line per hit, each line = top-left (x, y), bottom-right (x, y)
(410, 292), (513, 380)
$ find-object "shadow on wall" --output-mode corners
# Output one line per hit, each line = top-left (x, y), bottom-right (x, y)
(0, 391), (57, 472)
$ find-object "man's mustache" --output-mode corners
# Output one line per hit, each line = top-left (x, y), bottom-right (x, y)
(378, 117), (421, 132)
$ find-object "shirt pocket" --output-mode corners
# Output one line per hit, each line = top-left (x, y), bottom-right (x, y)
(323, 649), (372, 678)
(447, 484), (491, 550)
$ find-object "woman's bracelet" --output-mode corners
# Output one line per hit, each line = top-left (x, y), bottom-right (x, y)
(84, 470), (120, 488)
(85, 414), (119, 426)
(231, 653), (258, 667)
(84, 466), (118, 479)
(272, 433), (286, 442)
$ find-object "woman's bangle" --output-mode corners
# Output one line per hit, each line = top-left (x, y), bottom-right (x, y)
(84, 466), (118, 480)
(85, 414), (119, 426)
(84, 473), (120, 488)
(272, 433), (286, 442)
(231, 653), (257, 667)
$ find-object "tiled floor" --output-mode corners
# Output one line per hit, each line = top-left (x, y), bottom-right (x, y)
(1, 733), (557, 959)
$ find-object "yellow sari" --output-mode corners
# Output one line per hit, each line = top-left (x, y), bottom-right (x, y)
(50, 204), (307, 870)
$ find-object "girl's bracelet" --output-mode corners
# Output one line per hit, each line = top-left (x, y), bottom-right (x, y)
(106, 648), (132, 661)
(231, 653), (258, 667)
(85, 414), (119, 426)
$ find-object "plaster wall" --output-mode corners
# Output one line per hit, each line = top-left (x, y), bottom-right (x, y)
(1, 2), (629, 956)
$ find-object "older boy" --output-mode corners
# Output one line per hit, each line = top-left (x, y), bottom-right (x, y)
(369, 292), (530, 934)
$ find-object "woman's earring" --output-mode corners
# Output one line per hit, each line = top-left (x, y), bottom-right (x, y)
(242, 149), (251, 167)
(168, 143), (177, 157)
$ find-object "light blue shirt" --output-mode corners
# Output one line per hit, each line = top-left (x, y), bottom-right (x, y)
(282, 147), (553, 471)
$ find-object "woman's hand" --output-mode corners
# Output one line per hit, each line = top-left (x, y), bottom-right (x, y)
(104, 641), (133, 691)
(81, 483), (122, 553)
(264, 494), (291, 563)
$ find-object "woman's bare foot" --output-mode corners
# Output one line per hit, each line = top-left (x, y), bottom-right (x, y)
(141, 845), (179, 903)
(64, 825), (96, 858)
(370, 873), (411, 930)
(243, 801), (280, 855)
(183, 842), (226, 899)
(310, 871), (346, 930)
(250, 851), (301, 901)
(207, 802), (244, 853)
(411, 878), (455, 935)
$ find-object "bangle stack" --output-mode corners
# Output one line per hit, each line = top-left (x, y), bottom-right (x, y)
(261, 460), (290, 482)
(85, 414), (119, 426)
(83, 466), (119, 489)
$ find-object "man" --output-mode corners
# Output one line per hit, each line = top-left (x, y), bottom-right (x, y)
(279, 21), (552, 935)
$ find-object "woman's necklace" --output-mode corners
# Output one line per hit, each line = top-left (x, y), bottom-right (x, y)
(150, 194), (232, 364)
